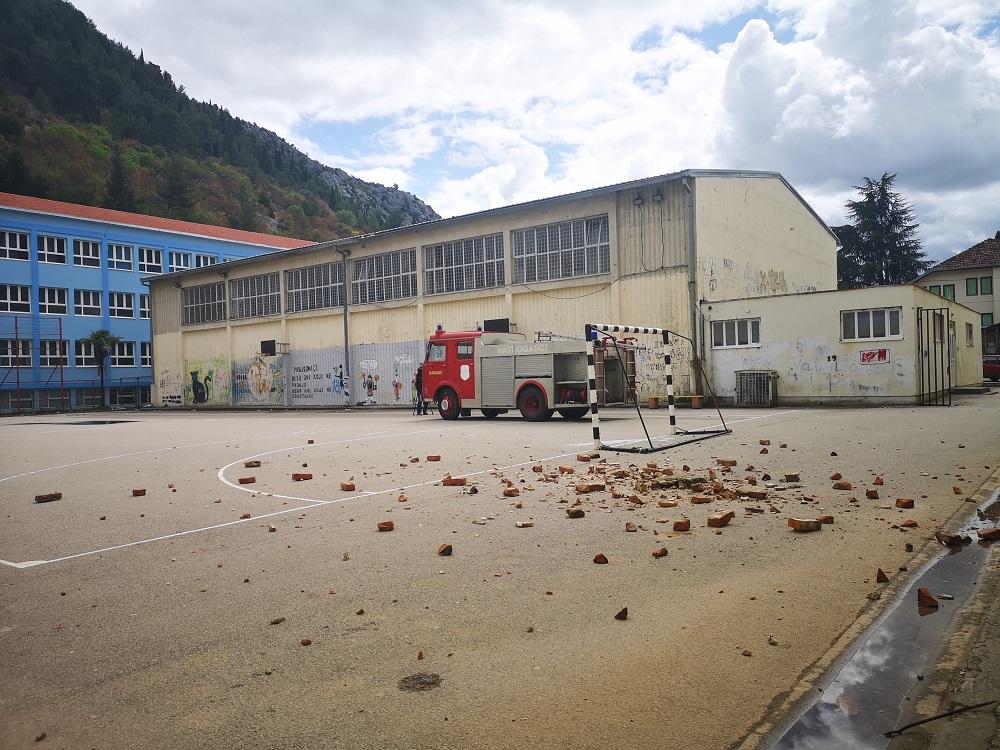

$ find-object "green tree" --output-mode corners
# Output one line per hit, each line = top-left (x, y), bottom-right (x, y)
(162, 154), (194, 217)
(834, 173), (930, 289)
(105, 141), (136, 211)
(82, 329), (122, 407)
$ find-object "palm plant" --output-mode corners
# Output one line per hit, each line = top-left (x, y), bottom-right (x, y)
(82, 329), (122, 407)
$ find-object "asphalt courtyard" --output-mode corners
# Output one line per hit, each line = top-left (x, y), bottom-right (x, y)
(1, 399), (998, 749)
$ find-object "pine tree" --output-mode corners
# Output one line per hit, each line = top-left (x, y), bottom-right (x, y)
(162, 154), (194, 217)
(105, 141), (136, 212)
(835, 173), (930, 288)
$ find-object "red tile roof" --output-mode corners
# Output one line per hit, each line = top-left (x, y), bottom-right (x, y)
(924, 233), (1000, 275)
(0, 192), (312, 250)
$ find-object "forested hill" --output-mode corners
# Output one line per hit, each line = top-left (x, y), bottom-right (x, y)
(0, 0), (439, 241)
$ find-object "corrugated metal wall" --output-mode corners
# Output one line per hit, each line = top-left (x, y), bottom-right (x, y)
(616, 179), (690, 278)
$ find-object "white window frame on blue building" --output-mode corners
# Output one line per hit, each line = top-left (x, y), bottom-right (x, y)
(0, 339), (32, 367)
(140, 293), (150, 319)
(108, 243), (133, 270)
(111, 341), (135, 367)
(39, 287), (68, 315)
(39, 340), (68, 367)
(169, 251), (192, 273)
(139, 246), (162, 274)
(38, 235), (67, 264)
(73, 239), (101, 267)
(1, 229), (29, 261)
(0, 284), (31, 313)
(75, 340), (98, 367)
(109, 291), (135, 318)
(74, 289), (102, 317)
(140, 341), (152, 368)
(195, 254), (218, 268)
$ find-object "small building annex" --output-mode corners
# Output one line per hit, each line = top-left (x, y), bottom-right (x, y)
(148, 169), (840, 408)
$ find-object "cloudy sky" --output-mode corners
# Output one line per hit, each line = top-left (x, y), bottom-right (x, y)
(74, 0), (1000, 261)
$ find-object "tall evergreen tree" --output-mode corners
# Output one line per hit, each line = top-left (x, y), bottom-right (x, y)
(161, 154), (194, 217)
(105, 141), (136, 211)
(834, 173), (930, 289)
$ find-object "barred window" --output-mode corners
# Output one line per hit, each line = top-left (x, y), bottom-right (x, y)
(74, 289), (102, 316)
(39, 340), (68, 367)
(75, 340), (98, 367)
(229, 273), (280, 319)
(351, 249), (417, 304)
(195, 254), (218, 268)
(39, 287), (67, 315)
(109, 291), (135, 318)
(140, 294), (150, 319)
(139, 247), (162, 274)
(111, 341), (135, 367)
(73, 239), (101, 267)
(169, 251), (191, 273)
(1, 230), (29, 260)
(108, 243), (133, 270)
(286, 262), (344, 313)
(140, 341), (152, 368)
(424, 233), (504, 295)
(0, 339), (31, 367)
(38, 235), (67, 263)
(183, 282), (227, 324)
(0, 284), (31, 313)
(512, 215), (610, 284)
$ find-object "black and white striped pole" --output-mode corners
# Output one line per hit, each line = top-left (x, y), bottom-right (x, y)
(662, 330), (677, 436)
(585, 323), (602, 452)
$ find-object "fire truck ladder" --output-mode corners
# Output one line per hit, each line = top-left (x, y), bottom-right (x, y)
(584, 323), (729, 454)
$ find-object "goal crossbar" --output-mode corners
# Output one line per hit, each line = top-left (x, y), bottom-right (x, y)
(584, 322), (730, 453)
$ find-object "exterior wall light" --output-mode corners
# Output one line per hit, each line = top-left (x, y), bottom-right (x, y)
(632, 196), (644, 207)
(651, 192), (664, 203)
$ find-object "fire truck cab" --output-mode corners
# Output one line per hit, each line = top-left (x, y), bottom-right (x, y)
(422, 328), (634, 421)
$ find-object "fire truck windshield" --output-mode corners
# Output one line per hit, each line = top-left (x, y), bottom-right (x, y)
(427, 343), (446, 362)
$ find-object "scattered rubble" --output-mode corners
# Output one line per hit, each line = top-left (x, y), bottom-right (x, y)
(291, 473), (313, 481)
(614, 607), (628, 621)
(895, 498), (914, 509)
(566, 508), (586, 519)
(377, 520), (395, 532)
(652, 547), (668, 558)
(593, 553), (609, 564)
(442, 476), (467, 487)
(437, 544), (453, 556)
(238, 477), (256, 485)
(865, 489), (879, 499)
(34, 492), (62, 503)
(788, 518), (822, 532)
(917, 587), (939, 609)
(131, 489), (146, 497)
(244, 460), (261, 468)
(876, 569), (890, 583)
(340, 482), (356, 491)
(673, 519), (690, 532)
(833, 481), (852, 491)
(707, 511), (735, 528)
(625, 522), (638, 533)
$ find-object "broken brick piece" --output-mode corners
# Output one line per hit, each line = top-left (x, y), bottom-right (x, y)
(614, 607), (628, 621)
(625, 521), (638, 533)
(531, 465), (544, 473)
(816, 515), (834, 524)
(437, 544), (453, 556)
(503, 487), (520, 497)
(340, 482), (356, 492)
(566, 508), (586, 519)
(673, 519), (691, 532)
(895, 498), (914, 509)
(652, 547), (669, 558)
(558, 465), (575, 474)
(691, 495), (712, 504)
(876, 568), (890, 583)
(658, 500), (678, 508)
(952, 486), (962, 495)
(514, 521), (534, 528)
(717, 459), (738, 467)
(866, 489), (879, 500)
(239, 512), (251, 519)
(575, 482), (605, 494)
(576, 453), (593, 462)
(131, 488), (146, 497)
(977, 527), (1000, 542)
(783, 473), (800, 483)
(34, 492), (62, 503)
(442, 476), (467, 487)
(744, 489), (768, 501)
(830, 472), (842, 481)
(760, 447), (769, 454)
(244, 460), (261, 468)
(833, 481), (853, 491)
(788, 518), (822, 532)
(377, 520), (395, 532)
(874, 476), (884, 486)
(900, 519), (919, 528)
(707, 511), (735, 528)
(593, 553), (609, 564)
(917, 587), (938, 608)
(426, 455), (441, 462)
(238, 477), (256, 485)
(292, 473), (313, 481)
(759, 439), (770, 446)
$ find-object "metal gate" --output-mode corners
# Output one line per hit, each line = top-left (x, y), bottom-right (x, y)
(916, 307), (952, 406)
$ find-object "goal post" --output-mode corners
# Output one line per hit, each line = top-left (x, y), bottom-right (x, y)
(584, 322), (730, 453)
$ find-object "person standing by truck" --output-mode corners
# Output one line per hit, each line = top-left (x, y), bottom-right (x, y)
(413, 364), (428, 415)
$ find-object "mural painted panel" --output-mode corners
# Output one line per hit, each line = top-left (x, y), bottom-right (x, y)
(233, 354), (286, 405)
(184, 355), (231, 405)
(353, 341), (423, 407)
(288, 347), (349, 406)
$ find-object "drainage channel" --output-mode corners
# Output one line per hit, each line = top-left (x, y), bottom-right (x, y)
(767, 490), (1000, 749)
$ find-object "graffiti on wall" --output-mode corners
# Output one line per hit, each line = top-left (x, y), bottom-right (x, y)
(158, 369), (182, 407)
(184, 355), (231, 405)
(233, 354), (285, 405)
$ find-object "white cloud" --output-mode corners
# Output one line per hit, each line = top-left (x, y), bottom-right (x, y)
(71, 0), (1000, 260)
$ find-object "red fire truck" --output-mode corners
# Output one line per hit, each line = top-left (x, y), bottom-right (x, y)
(421, 328), (635, 421)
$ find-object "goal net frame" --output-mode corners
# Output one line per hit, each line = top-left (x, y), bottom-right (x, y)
(584, 322), (730, 454)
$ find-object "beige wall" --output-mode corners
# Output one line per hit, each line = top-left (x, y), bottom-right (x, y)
(150, 173), (837, 407)
(706, 286), (982, 405)
(695, 176), (838, 301)
(918, 267), (998, 326)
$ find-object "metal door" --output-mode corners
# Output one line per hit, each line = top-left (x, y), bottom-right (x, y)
(916, 307), (952, 406)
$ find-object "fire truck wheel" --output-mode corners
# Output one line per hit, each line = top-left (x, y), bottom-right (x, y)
(557, 407), (589, 420)
(437, 388), (461, 420)
(518, 385), (553, 422)
(481, 409), (504, 419)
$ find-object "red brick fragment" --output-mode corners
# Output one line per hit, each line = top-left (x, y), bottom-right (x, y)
(977, 528), (1000, 542)
(717, 459), (737, 467)
(614, 607), (628, 621)
(691, 495), (712, 504)
(895, 498), (914, 509)
(576, 453), (593, 462)
(558, 465), (575, 474)
(866, 489), (879, 500)
(340, 482), (356, 491)
(830, 472), (842, 481)
(239, 512), (251, 519)
(503, 487), (520, 497)
(876, 568), (890, 583)
(788, 518), (822, 532)
(816, 515), (834, 524)
(783, 473), (800, 482)
(744, 489), (768, 501)
(651, 547), (669, 558)
(292, 473), (313, 481)
(531, 465), (544, 473)
(900, 519), (919, 528)
(442, 476), (467, 487)
(673, 519), (691, 532)
(238, 477), (256, 485)
(707, 511), (735, 528)
(625, 522), (638, 532)
(377, 520), (395, 532)
(874, 476), (884, 486)
(833, 481), (853, 491)
(132, 488), (146, 497)
(760, 447), (768, 454)
(300, 639), (312, 646)
(593, 553), (609, 564)
(759, 439), (770, 446)
(244, 460), (261, 468)
(917, 587), (938, 608)
(437, 544), (453, 556)
(426, 455), (441, 462)
(952, 486), (962, 495)
(566, 508), (586, 518)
